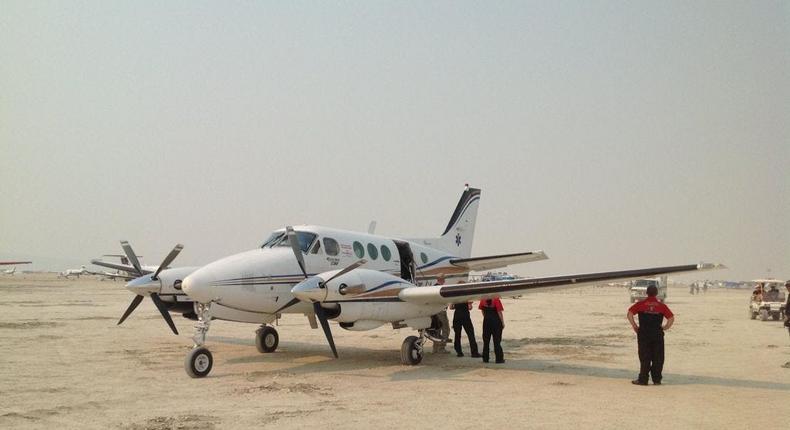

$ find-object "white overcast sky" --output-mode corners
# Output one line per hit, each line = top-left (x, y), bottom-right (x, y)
(1, 1), (787, 280)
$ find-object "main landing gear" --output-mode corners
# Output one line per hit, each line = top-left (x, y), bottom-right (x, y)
(400, 330), (434, 365)
(255, 325), (279, 353)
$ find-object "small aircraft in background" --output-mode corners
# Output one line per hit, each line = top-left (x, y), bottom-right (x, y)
(59, 265), (87, 278)
(1, 261), (31, 276)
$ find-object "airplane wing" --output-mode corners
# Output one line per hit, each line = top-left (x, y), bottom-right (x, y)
(449, 251), (548, 271)
(83, 270), (136, 280)
(399, 263), (724, 305)
(0, 261), (32, 266)
(90, 259), (151, 275)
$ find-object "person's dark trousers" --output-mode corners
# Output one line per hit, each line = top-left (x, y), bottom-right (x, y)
(453, 317), (479, 356)
(637, 334), (665, 383)
(482, 314), (504, 362)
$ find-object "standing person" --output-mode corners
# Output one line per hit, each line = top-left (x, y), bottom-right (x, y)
(627, 285), (674, 385)
(450, 282), (480, 358)
(784, 281), (790, 369)
(479, 296), (505, 364)
(784, 281), (790, 336)
(432, 275), (450, 353)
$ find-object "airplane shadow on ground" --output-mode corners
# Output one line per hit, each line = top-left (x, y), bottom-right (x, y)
(208, 336), (790, 391)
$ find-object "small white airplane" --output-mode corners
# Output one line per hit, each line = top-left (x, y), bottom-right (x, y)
(1, 261), (31, 276)
(59, 265), (87, 278)
(161, 185), (722, 378)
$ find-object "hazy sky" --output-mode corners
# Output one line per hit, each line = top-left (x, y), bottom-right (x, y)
(1, 1), (788, 280)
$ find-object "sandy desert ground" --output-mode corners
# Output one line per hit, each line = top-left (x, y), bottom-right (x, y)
(1, 274), (788, 429)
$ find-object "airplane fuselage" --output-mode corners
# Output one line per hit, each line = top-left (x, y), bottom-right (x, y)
(183, 225), (466, 326)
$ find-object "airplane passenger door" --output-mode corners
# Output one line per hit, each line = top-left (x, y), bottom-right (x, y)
(393, 240), (416, 283)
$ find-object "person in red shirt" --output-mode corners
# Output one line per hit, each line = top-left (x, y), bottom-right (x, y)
(627, 285), (674, 385)
(479, 297), (505, 363)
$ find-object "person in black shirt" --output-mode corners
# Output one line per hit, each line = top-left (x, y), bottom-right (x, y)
(450, 293), (480, 358)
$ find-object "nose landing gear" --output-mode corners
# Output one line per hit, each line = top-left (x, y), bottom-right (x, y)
(185, 302), (214, 378)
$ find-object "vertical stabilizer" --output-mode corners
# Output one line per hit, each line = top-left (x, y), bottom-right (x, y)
(412, 185), (480, 258)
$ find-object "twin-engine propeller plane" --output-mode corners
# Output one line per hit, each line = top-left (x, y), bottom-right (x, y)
(173, 186), (722, 378)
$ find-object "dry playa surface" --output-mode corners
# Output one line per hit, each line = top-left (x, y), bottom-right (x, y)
(1, 275), (788, 430)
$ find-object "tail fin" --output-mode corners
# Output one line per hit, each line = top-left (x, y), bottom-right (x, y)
(414, 185), (481, 258)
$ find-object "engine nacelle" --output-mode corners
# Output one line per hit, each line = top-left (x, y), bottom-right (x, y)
(300, 269), (447, 324)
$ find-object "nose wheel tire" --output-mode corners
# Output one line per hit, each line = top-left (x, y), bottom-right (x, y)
(255, 326), (279, 353)
(400, 335), (423, 365)
(185, 347), (213, 378)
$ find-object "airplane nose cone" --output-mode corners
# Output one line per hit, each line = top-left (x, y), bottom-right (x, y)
(182, 268), (216, 303)
(291, 277), (326, 302)
(125, 275), (161, 295)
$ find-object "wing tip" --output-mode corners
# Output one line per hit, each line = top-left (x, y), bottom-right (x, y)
(697, 262), (727, 270)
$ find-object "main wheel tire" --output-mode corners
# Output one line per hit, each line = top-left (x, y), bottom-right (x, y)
(255, 326), (279, 353)
(750, 310), (757, 320)
(759, 309), (769, 321)
(772, 312), (780, 321)
(185, 347), (213, 378)
(400, 336), (423, 365)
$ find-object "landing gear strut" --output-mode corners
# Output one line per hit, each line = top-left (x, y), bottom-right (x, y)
(400, 330), (428, 365)
(255, 325), (279, 353)
(185, 302), (214, 378)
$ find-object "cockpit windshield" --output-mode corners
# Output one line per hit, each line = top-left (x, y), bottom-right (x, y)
(261, 230), (317, 253)
(260, 231), (285, 248)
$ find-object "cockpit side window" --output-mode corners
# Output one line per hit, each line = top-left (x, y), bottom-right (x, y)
(323, 238), (339, 256)
(310, 240), (321, 254)
(297, 232), (317, 253)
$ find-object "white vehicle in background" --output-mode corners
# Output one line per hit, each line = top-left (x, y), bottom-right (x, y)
(629, 276), (667, 303)
(748, 279), (786, 321)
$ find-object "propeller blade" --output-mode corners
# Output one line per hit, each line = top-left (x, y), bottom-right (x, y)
(286, 226), (308, 278)
(152, 244), (183, 280)
(313, 302), (338, 358)
(323, 259), (367, 284)
(120, 241), (143, 276)
(150, 293), (179, 335)
(118, 294), (144, 325)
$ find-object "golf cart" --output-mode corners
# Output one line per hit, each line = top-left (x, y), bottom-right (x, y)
(748, 279), (786, 321)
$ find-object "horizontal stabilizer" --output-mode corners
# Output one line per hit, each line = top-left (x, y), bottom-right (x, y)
(400, 262), (725, 305)
(450, 251), (548, 271)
